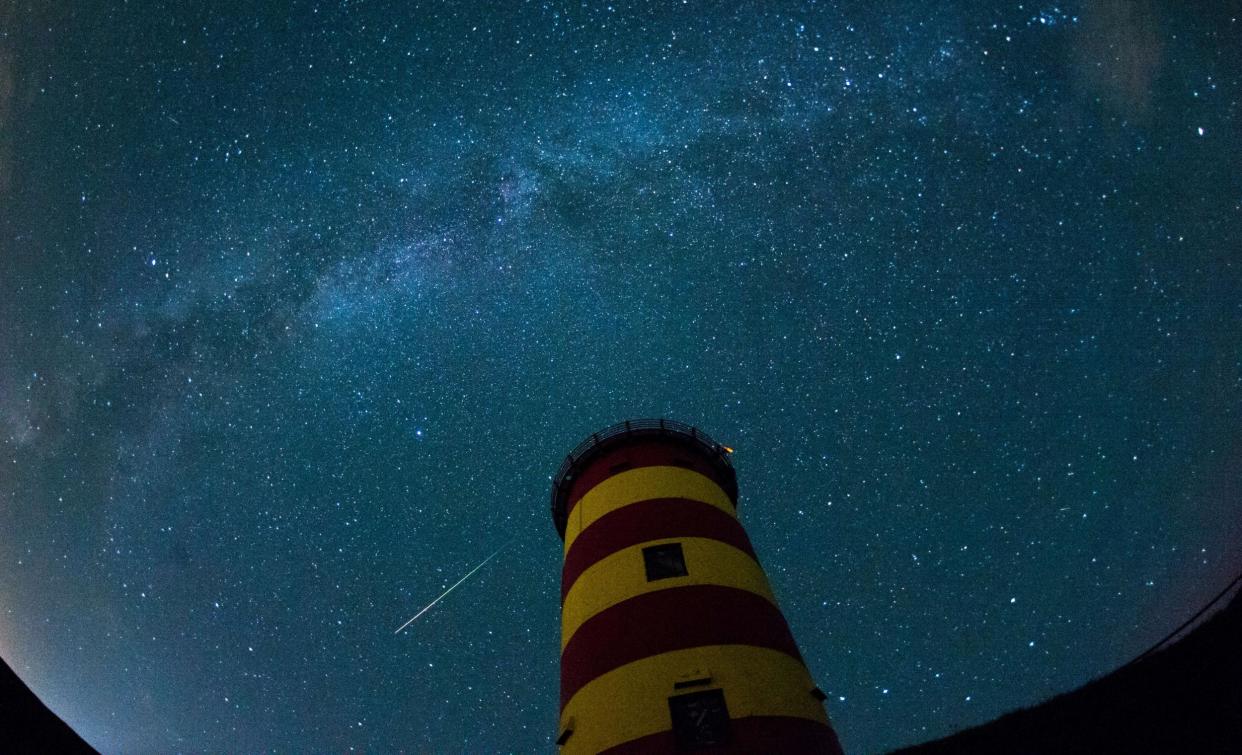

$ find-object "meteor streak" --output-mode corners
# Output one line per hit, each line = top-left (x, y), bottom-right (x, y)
(394, 541), (510, 634)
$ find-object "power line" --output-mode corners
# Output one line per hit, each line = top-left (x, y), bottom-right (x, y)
(1121, 567), (1242, 670)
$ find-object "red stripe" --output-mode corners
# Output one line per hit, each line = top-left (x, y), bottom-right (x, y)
(561, 498), (756, 601)
(563, 437), (737, 521)
(560, 585), (804, 710)
(600, 714), (844, 755)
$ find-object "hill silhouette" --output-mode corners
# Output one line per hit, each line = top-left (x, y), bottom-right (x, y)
(0, 654), (95, 753)
(896, 586), (1242, 754)
(2, 587), (1238, 752)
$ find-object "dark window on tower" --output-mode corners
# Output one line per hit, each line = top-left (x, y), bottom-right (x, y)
(643, 543), (688, 581)
(669, 688), (730, 749)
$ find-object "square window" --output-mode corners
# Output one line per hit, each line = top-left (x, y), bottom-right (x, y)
(643, 543), (688, 581)
(668, 688), (730, 749)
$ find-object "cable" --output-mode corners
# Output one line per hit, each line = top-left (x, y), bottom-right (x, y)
(1121, 567), (1242, 669)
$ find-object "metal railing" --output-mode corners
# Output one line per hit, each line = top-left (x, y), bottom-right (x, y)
(551, 418), (733, 488)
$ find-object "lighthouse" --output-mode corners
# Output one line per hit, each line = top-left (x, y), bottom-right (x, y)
(551, 419), (844, 753)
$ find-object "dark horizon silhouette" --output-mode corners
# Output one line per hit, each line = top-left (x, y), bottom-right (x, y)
(0, 655), (96, 753)
(4, 582), (1238, 752)
(896, 585), (1242, 754)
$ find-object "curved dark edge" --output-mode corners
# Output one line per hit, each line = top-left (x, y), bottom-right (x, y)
(0, 653), (97, 753)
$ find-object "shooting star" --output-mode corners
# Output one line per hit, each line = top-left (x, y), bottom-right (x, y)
(394, 541), (510, 634)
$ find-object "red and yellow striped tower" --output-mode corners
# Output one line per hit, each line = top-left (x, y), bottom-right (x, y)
(551, 419), (844, 754)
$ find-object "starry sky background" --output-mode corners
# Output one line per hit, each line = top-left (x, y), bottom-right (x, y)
(2, 1), (1241, 752)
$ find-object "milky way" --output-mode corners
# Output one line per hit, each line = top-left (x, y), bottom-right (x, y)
(2, 2), (1241, 752)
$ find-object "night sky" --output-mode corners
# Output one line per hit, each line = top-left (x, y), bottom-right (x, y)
(2, 1), (1241, 752)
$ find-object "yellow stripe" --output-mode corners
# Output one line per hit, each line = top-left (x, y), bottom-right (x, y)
(559, 644), (828, 755)
(563, 466), (735, 555)
(561, 537), (774, 650)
